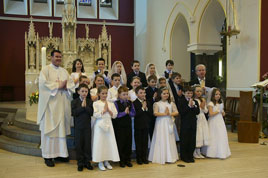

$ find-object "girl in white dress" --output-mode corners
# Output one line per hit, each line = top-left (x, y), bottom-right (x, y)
(202, 88), (231, 159)
(145, 63), (160, 80)
(92, 86), (120, 171)
(109, 61), (127, 86)
(193, 86), (209, 159)
(148, 87), (179, 164)
(128, 76), (141, 150)
(71, 59), (87, 88)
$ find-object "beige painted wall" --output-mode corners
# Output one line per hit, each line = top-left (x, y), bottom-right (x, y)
(135, 0), (260, 96)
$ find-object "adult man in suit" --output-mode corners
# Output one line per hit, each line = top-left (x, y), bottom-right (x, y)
(127, 60), (147, 89)
(190, 64), (215, 88)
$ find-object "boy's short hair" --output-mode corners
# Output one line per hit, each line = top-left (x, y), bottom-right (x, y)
(171, 72), (181, 80)
(79, 75), (88, 82)
(118, 86), (129, 94)
(135, 86), (145, 94)
(131, 60), (140, 66)
(158, 77), (166, 83)
(111, 73), (121, 80)
(147, 74), (157, 82)
(96, 58), (105, 65)
(78, 83), (89, 91)
(184, 86), (194, 92)
(165, 60), (174, 66)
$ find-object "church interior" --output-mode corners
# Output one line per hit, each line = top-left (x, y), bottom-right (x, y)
(0, 0), (268, 177)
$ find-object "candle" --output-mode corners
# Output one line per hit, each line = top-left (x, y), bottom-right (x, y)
(41, 47), (46, 69)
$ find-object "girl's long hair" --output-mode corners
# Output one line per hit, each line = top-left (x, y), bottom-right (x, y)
(155, 86), (171, 103)
(72, 59), (85, 73)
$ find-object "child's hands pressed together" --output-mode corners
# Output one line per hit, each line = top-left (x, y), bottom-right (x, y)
(81, 98), (86, 107)
(189, 98), (193, 107)
(125, 107), (130, 114)
(103, 101), (108, 113)
(165, 107), (170, 116)
(142, 101), (147, 110)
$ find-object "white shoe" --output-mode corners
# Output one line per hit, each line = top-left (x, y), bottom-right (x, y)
(196, 149), (205, 158)
(98, 162), (106, 171)
(104, 161), (113, 170)
(193, 151), (201, 158)
(198, 153), (205, 159)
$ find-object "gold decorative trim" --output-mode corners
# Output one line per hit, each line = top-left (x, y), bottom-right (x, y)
(193, 0), (201, 16)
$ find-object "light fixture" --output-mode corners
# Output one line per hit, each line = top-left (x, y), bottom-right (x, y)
(220, 0), (240, 45)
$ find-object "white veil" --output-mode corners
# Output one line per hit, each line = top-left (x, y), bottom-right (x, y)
(109, 61), (127, 86)
(145, 63), (160, 79)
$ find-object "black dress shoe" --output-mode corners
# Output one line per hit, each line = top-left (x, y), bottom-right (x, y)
(137, 159), (143, 165)
(54, 157), (69, 162)
(125, 162), (133, 167)
(78, 166), (83, 171)
(84, 163), (93, 170)
(143, 159), (149, 164)
(181, 159), (190, 163)
(44, 158), (55, 167)
(189, 158), (195, 163)
(119, 162), (125, 168)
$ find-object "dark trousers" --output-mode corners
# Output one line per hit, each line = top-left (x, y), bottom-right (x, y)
(149, 117), (156, 141)
(114, 126), (132, 163)
(75, 128), (91, 166)
(134, 128), (149, 161)
(175, 115), (181, 136)
(179, 125), (196, 161)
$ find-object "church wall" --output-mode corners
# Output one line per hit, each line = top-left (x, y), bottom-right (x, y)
(138, 0), (261, 97)
(0, 0), (134, 101)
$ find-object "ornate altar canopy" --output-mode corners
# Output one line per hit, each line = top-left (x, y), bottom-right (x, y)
(25, 0), (111, 100)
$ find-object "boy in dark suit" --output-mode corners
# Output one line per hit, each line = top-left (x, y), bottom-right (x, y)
(93, 58), (110, 87)
(133, 86), (153, 165)
(164, 59), (174, 79)
(127, 60), (147, 89)
(168, 72), (184, 108)
(178, 86), (200, 163)
(71, 84), (94, 171)
(114, 86), (136, 168)
(145, 75), (158, 139)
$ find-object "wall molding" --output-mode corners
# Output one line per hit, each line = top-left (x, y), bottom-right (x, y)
(0, 16), (135, 27)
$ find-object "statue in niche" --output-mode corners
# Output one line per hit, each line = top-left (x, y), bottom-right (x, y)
(67, 30), (71, 51)
(85, 24), (89, 39)
(29, 45), (35, 70)
(48, 22), (53, 38)
(101, 47), (108, 67)
(64, 0), (75, 23)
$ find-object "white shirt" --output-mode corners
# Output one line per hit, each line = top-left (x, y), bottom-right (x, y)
(107, 85), (120, 102)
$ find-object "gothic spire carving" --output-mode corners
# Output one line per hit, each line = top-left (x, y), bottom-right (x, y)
(28, 17), (37, 42)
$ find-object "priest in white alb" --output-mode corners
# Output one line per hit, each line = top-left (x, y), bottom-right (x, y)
(37, 50), (75, 167)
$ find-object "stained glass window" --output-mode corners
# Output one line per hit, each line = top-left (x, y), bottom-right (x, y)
(79, 0), (92, 6)
(56, 0), (64, 4)
(100, 0), (112, 8)
(34, 0), (47, 3)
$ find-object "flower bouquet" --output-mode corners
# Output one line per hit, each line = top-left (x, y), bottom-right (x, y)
(29, 91), (39, 106)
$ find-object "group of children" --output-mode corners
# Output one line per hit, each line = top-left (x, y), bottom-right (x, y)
(70, 58), (231, 171)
